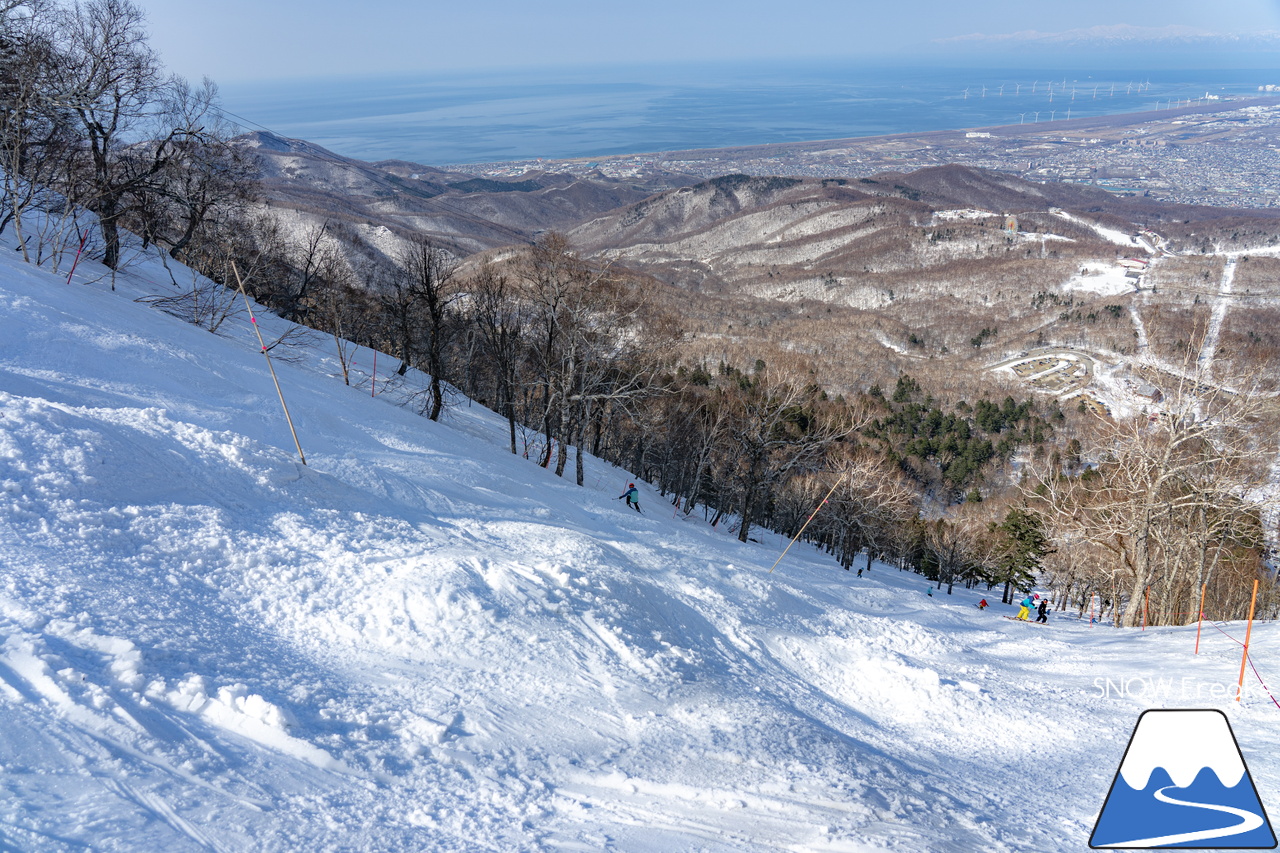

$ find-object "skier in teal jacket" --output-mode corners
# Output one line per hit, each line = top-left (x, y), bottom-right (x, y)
(617, 483), (641, 513)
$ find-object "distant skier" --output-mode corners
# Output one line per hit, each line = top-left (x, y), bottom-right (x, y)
(1036, 598), (1049, 624)
(927, 586), (933, 597)
(617, 483), (641, 513)
(1016, 593), (1035, 621)
(857, 568), (863, 577)
(978, 598), (989, 610)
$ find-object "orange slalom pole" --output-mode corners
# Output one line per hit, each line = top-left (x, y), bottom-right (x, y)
(1237, 579), (1260, 702)
(768, 472), (847, 575)
(1194, 582), (1206, 655)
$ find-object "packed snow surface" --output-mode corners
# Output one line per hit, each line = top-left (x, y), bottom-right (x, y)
(1, 243), (1278, 851)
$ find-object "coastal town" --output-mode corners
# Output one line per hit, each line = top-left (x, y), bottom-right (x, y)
(452, 98), (1280, 209)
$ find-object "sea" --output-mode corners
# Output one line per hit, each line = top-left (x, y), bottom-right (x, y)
(219, 62), (1280, 168)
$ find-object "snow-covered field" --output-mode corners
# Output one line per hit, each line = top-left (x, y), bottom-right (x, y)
(2, 243), (1278, 851)
(1062, 261), (1137, 296)
(1050, 209), (1145, 250)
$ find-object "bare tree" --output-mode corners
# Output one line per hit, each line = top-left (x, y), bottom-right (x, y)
(144, 77), (255, 263)
(0, 0), (73, 262)
(676, 391), (734, 516)
(826, 449), (919, 572)
(311, 260), (371, 386)
(1033, 348), (1277, 627)
(725, 364), (862, 543)
(521, 232), (588, 468)
(50, 0), (208, 270)
(137, 250), (241, 332)
(467, 262), (526, 454)
(275, 221), (347, 324)
(397, 236), (459, 421)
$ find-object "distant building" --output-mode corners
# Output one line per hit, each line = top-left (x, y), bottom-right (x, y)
(1133, 382), (1162, 402)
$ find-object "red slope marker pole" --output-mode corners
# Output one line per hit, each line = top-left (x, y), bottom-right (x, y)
(65, 228), (89, 285)
(1194, 582), (1207, 655)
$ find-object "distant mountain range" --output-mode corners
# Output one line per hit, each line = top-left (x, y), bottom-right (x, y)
(237, 131), (697, 258)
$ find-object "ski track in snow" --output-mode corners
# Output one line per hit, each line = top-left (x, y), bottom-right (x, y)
(0, 234), (1278, 851)
(1198, 256), (1238, 378)
(1050, 209), (1145, 249)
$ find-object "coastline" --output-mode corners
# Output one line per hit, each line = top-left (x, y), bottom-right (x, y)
(452, 96), (1278, 167)
(222, 64), (1280, 168)
(442, 96), (1280, 209)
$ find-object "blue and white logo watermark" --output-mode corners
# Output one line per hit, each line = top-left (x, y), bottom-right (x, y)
(1091, 709), (1276, 849)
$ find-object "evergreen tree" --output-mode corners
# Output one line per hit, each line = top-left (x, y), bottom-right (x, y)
(992, 507), (1050, 604)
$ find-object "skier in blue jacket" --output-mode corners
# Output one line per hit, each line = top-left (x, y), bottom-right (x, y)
(617, 483), (641, 513)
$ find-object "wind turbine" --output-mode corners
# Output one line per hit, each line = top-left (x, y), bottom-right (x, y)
(1015, 83), (1021, 95)
(1066, 107), (1072, 120)
(1032, 80), (1038, 94)
(963, 87), (969, 99)
(1019, 112), (1026, 124)
(999, 84), (1004, 96)
(1093, 84), (1099, 98)
(1050, 110), (1056, 121)
(981, 85), (987, 98)
(1033, 111), (1040, 122)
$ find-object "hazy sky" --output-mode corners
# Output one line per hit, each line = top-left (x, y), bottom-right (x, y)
(140, 0), (1280, 83)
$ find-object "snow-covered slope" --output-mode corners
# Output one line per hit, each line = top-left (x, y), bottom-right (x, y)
(1, 245), (1278, 851)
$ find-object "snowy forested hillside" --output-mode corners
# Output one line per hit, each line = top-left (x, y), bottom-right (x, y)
(1, 243), (1278, 852)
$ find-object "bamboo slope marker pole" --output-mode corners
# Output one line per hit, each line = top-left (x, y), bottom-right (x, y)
(768, 471), (847, 575)
(1194, 582), (1207, 655)
(1237, 579), (1260, 702)
(231, 261), (307, 466)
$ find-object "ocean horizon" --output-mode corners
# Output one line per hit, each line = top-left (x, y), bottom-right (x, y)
(219, 61), (1280, 167)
